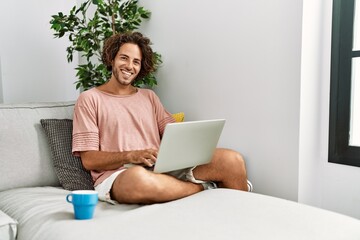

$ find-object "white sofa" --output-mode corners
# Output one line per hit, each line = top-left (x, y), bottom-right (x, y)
(1, 101), (360, 240)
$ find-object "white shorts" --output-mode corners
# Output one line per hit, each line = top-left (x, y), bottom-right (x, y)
(95, 166), (205, 204)
(95, 169), (126, 204)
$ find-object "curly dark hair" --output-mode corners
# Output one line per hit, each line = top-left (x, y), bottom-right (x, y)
(102, 32), (155, 80)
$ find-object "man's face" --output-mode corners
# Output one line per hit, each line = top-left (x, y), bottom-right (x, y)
(112, 43), (142, 86)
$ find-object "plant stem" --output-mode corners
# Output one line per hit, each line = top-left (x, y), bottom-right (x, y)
(109, 0), (116, 35)
(112, 14), (116, 34)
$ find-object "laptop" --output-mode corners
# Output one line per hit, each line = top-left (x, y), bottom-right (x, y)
(152, 119), (226, 173)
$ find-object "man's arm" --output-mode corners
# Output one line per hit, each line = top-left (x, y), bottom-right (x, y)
(80, 149), (158, 171)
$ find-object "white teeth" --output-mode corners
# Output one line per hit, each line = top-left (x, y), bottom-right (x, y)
(121, 70), (132, 77)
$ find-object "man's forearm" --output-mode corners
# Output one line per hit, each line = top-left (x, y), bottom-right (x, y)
(80, 149), (158, 171)
(80, 151), (130, 171)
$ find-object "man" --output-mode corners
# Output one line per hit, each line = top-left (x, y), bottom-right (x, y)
(72, 32), (251, 204)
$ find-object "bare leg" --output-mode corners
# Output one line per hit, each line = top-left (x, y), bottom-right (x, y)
(111, 166), (203, 204)
(111, 148), (248, 204)
(192, 148), (248, 191)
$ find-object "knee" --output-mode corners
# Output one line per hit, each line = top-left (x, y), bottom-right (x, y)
(223, 150), (247, 174)
(212, 149), (246, 172)
(112, 166), (160, 203)
(234, 152), (246, 169)
(123, 166), (158, 193)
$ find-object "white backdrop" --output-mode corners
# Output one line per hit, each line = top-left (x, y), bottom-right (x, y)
(0, 1), (79, 103)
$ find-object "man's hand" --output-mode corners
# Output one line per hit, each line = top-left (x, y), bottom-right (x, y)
(128, 149), (158, 167)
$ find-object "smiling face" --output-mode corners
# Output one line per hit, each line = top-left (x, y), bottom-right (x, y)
(111, 43), (142, 87)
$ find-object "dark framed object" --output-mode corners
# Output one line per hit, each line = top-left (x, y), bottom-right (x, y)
(329, 0), (360, 167)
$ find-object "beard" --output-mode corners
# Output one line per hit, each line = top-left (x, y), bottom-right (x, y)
(112, 67), (136, 86)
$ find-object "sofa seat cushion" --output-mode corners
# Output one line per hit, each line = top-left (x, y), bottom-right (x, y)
(0, 210), (17, 240)
(40, 119), (94, 190)
(1, 187), (360, 240)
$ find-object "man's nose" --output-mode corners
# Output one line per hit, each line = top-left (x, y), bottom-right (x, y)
(125, 60), (134, 69)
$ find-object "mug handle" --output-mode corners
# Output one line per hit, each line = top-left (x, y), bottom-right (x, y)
(66, 194), (73, 203)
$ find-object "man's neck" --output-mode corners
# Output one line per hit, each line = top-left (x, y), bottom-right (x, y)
(97, 80), (137, 96)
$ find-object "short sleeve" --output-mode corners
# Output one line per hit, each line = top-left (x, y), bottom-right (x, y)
(72, 93), (100, 155)
(149, 91), (176, 136)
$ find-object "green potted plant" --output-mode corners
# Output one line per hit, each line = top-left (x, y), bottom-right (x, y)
(50, 0), (161, 90)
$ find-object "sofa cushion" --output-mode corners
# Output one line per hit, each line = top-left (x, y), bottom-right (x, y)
(40, 119), (94, 190)
(0, 210), (17, 240)
(172, 112), (185, 122)
(0, 102), (76, 191)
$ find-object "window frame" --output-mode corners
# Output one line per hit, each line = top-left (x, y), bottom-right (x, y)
(329, 0), (360, 167)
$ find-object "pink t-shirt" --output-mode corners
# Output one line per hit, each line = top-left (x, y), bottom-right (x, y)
(72, 88), (175, 186)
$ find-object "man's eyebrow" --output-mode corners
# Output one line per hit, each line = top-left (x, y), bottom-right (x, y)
(119, 53), (141, 61)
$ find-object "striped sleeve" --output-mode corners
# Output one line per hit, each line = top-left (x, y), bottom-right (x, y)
(72, 92), (100, 156)
(159, 115), (176, 137)
(72, 132), (99, 156)
(148, 91), (176, 137)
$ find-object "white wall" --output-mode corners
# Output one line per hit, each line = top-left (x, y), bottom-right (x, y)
(140, 0), (303, 201)
(0, 56), (3, 103)
(299, 0), (360, 219)
(0, 1), (79, 103)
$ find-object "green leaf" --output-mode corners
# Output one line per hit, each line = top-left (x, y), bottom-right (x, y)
(58, 31), (65, 38)
(74, 46), (84, 51)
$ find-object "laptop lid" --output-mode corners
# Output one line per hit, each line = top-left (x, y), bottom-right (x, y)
(153, 119), (226, 173)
